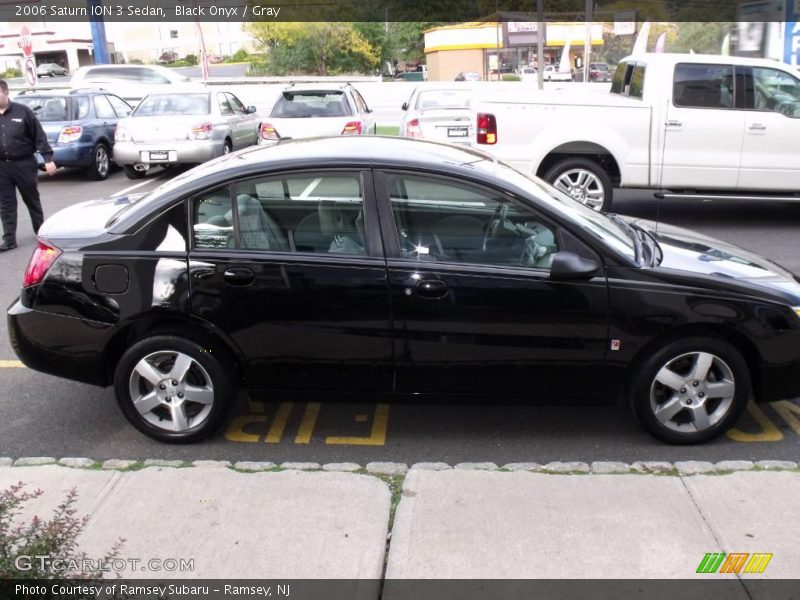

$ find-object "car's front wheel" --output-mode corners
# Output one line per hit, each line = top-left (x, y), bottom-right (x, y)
(114, 335), (235, 443)
(630, 337), (750, 445)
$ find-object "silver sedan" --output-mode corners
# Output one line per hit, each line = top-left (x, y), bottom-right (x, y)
(114, 90), (260, 179)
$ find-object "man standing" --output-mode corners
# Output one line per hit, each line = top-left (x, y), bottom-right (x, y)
(0, 79), (57, 252)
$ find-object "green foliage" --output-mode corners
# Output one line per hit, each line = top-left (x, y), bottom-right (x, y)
(501, 74), (521, 81)
(127, 59), (143, 65)
(184, 54), (198, 66)
(0, 482), (124, 580)
(232, 48), (249, 62)
(670, 22), (733, 54)
(246, 22), (378, 75)
(1, 68), (22, 79)
(247, 61), (270, 76)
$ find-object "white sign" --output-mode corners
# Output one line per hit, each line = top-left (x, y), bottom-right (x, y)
(24, 58), (37, 88)
(614, 11), (636, 36)
(508, 22), (538, 34)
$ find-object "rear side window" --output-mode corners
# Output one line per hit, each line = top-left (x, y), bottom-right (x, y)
(270, 91), (353, 118)
(610, 63), (630, 94)
(673, 63), (734, 109)
(93, 95), (116, 119)
(629, 64), (646, 99)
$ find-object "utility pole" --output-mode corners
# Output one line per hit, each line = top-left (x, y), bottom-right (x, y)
(537, 0), (544, 90)
(87, 0), (110, 64)
(583, 0), (592, 83)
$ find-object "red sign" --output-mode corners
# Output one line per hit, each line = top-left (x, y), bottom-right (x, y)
(19, 26), (33, 58)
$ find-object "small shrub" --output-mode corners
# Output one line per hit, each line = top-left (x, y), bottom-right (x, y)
(127, 59), (143, 65)
(247, 61), (270, 76)
(184, 54), (198, 66)
(0, 482), (125, 580)
(231, 49), (249, 62)
(501, 74), (521, 81)
(2, 68), (22, 78)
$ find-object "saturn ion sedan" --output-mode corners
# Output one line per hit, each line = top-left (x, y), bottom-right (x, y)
(113, 90), (260, 179)
(8, 137), (800, 444)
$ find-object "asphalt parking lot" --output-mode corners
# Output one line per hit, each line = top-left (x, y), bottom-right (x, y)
(0, 165), (798, 463)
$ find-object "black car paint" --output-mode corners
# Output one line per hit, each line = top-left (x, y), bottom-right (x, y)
(8, 138), (800, 408)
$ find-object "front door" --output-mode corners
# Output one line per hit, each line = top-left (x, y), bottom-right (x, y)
(737, 66), (800, 191)
(188, 169), (393, 393)
(375, 171), (610, 400)
(660, 62), (744, 189)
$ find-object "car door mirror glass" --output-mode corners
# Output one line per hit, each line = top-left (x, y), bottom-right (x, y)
(246, 105), (257, 114)
(401, 102), (408, 111)
(549, 251), (599, 280)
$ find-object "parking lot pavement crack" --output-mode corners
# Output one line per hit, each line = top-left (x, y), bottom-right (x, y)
(678, 475), (754, 600)
(80, 469), (126, 534)
(377, 473), (406, 600)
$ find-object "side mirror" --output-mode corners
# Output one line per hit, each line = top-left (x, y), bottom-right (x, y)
(549, 251), (599, 281)
(246, 106), (257, 114)
(401, 102), (408, 111)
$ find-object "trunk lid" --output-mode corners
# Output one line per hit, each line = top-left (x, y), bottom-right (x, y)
(39, 194), (148, 240)
(416, 108), (473, 143)
(267, 116), (354, 139)
(127, 115), (205, 143)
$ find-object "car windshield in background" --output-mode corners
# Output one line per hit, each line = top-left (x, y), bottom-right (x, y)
(416, 90), (470, 110)
(271, 91), (352, 118)
(134, 93), (210, 116)
(17, 96), (68, 121)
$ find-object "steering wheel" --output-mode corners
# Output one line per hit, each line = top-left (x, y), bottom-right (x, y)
(482, 203), (509, 251)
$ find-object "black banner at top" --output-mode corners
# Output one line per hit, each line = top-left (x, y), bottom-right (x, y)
(0, 0), (769, 23)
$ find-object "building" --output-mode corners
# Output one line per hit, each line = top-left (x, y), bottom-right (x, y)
(424, 20), (605, 81)
(0, 22), (110, 74)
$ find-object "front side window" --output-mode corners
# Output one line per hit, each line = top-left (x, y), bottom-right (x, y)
(226, 93), (247, 114)
(192, 172), (366, 255)
(386, 174), (560, 269)
(673, 63), (734, 109)
(217, 93), (234, 116)
(751, 67), (800, 117)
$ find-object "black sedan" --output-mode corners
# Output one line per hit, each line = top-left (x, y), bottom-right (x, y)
(8, 137), (800, 444)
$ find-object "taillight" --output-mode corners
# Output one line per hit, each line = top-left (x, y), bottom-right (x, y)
(57, 126), (82, 143)
(341, 121), (363, 135)
(188, 122), (213, 140)
(23, 240), (61, 288)
(476, 113), (497, 145)
(115, 127), (131, 142)
(259, 122), (279, 141)
(405, 118), (422, 138)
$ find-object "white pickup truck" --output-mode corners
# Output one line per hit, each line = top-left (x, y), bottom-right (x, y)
(472, 53), (800, 211)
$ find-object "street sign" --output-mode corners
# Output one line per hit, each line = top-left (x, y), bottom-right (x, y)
(24, 58), (36, 88)
(19, 25), (33, 58)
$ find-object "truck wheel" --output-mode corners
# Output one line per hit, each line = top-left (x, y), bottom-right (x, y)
(544, 157), (613, 212)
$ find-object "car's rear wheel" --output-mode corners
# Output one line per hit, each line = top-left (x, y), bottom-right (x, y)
(630, 337), (750, 445)
(543, 157), (612, 212)
(123, 165), (146, 180)
(223, 139), (232, 155)
(86, 143), (110, 180)
(114, 335), (234, 443)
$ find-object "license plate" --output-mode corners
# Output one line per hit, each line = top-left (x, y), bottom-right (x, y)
(149, 151), (169, 161)
(448, 127), (468, 138)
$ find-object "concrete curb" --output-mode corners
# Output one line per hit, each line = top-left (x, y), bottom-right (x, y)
(2, 458), (799, 476)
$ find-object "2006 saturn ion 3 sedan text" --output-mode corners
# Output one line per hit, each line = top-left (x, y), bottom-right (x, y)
(8, 137), (800, 444)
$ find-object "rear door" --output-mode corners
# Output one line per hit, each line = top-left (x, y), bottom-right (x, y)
(92, 94), (118, 144)
(661, 62), (744, 189)
(188, 169), (393, 393)
(737, 66), (800, 191)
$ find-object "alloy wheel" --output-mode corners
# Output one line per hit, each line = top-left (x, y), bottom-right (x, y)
(128, 350), (215, 433)
(649, 351), (736, 434)
(553, 168), (605, 210)
(95, 146), (109, 178)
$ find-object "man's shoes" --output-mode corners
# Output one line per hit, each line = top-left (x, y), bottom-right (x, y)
(0, 241), (17, 252)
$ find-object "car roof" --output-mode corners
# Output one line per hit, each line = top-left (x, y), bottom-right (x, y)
(623, 52), (799, 71)
(109, 136), (504, 233)
(280, 82), (352, 92)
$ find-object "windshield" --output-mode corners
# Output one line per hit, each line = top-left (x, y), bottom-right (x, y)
(415, 90), (470, 110)
(270, 91), (352, 118)
(134, 93), (209, 116)
(485, 162), (637, 261)
(17, 96), (68, 121)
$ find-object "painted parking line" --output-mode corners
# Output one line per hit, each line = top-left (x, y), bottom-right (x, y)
(110, 171), (172, 198)
(0, 360), (24, 368)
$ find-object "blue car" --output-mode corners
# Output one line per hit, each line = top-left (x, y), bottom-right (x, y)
(15, 89), (132, 180)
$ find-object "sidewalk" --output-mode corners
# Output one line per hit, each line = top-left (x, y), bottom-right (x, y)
(1, 458), (798, 597)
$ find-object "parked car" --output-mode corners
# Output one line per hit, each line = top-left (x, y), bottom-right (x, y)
(113, 89), (259, 179)
(9, 137), (800, 444)
(36, 63), (68, 77)
(516, 67), (537, 81)
(472, 53), (800, 211)
(455, 71), (481, 81)
(70, 64), (195, 105)
(542, 65), (572, 82)
(399, 87), (473, 144)
(207, 54), (225, 64)
(15, 89), (132, 180)
(258, 83), (375, 144)
(589, 62), (611, 82)
(396, 71), (424, 82)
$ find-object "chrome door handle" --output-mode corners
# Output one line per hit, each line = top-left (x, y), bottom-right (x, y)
(748, 123), (766, 131)
(665, 120), (682, 127)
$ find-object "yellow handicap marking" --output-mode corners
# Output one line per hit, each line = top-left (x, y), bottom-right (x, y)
(0, 360), (25, 368)
(727, 399), (800, 442)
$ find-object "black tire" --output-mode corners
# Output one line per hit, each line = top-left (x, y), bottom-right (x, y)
(222, 139), (232, 155)
(123, 165), (146, 180)
(543, 157), (613, 212)
(113, 335), (235, 443)
(86, 143), (110, 180)
(630, 336), (750, 445)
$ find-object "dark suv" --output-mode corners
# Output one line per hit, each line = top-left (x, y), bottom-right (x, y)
(15, 89), (132, 180)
